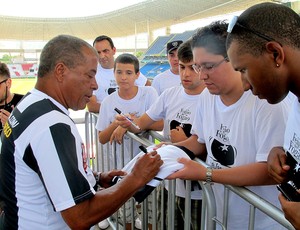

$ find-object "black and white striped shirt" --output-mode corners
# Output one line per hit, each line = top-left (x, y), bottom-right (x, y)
(0, 89), (95, 230)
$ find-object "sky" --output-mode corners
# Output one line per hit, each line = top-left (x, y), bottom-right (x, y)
(0, 0), (146, 18)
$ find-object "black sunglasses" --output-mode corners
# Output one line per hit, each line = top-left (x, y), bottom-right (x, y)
(227, 16), (280, 45)
(0, 79), (8, 85)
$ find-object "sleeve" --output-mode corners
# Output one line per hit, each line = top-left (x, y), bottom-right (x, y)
(146, 90), (167, 121)
(96, 97), (112, 131)
(144, 87), (159, 110)
(31, 122), (95, 211)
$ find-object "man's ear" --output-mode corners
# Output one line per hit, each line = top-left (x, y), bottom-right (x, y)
(265, 42), (284, 64)
(136, 71), (140, 80)
(54, 63), (66, 82)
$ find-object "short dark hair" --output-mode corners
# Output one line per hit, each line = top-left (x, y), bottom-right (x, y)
(38, 35), (97, 78)
(0, 63), (10, 78)
(177, 40), (193, 63)
(226, 2), (300, 56)
(114, 53), (139, 74)
(191, 20), (228, 58)
(93, 35), (115, 48)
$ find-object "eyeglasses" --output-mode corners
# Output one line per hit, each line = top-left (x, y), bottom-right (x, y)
(192, 57), (229, 75)
(0, 79), (8, 85)
(227, 16), (277, 43)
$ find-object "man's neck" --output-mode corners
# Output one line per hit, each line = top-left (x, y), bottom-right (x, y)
(184, 83), (206, 96)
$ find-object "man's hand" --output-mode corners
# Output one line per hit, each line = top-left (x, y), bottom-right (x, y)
(0, 108), (12, 126)
(267, 147), (290, 183)
(99, 170), (127, 188)
(279, 192), (300, 229)
(130, 151), (163, 186)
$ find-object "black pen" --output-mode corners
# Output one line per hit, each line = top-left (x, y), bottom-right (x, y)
(139, 145), (148, 154)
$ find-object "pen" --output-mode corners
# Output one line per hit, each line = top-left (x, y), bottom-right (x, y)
(139, 145), (148, 154)
(114, 107), (141, 130)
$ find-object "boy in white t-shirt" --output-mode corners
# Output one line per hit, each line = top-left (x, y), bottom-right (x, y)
(151, 40), (183, 95)
(167, 21), (291, 230)
(116, 41), (206, 230)
(96, 53), (159, 230)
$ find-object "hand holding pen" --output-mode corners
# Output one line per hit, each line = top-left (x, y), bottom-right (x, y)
(114, 108), (141, 130)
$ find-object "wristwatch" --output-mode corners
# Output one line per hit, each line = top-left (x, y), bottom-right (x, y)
(206, 167), (213, 184)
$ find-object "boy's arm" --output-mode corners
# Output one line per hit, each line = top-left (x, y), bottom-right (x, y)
(168, 159), (276, 186)
(135, 113), (163, 131)
(98, 121), (119, 144)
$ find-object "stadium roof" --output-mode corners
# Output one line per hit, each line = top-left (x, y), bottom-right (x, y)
(0, 0), (276, 41)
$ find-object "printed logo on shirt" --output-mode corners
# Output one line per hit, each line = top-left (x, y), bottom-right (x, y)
(175, 108), (191, 123)
(209, 123), (237, 167)
(3, 122), (12, 138)
(287, 133), (300, 159)
(210, 138), (237, 167)
(170, 120), (192, 138)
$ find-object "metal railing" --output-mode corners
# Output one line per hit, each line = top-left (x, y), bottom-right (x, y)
(83, 111), (294, 230)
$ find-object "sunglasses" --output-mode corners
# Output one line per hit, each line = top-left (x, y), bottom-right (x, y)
(227, 16), (278, 43)
(0, 79), (8, 85)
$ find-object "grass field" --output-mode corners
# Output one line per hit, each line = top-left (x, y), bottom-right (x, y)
(11, 78), (37, 95)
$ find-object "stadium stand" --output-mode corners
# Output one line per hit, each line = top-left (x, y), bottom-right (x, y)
(7, 63), (37, 78)
(140, 29), (196, 79)
(6, 30), (196, 80)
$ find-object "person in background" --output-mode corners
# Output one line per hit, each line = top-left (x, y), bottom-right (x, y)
(0, 62), (24, 228)
(115, 40), (205, 229)
(0, 34), (162, 230)
(87, 35), (151, 113)
(0, 62), (23, 134)
(151, 40), (183, 95)
(225, 2), (300, 229)
(167, 21), (290, 230)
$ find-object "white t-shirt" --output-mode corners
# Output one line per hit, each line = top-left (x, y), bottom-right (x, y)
(146, 86), (202, 199)
(93, 65), (148, 103)
(191, 88), (290, 230)
(151, 69), (181, 95)
(96, 86), (158, 170)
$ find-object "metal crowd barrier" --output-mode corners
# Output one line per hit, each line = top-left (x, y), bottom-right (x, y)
(82, 111), (294, 230)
